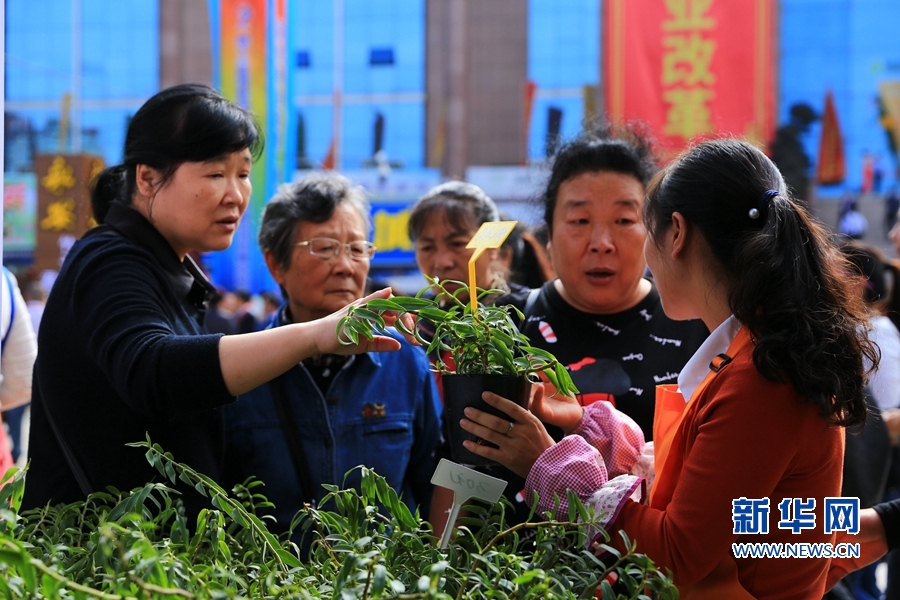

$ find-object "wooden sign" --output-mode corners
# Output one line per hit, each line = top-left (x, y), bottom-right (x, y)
(34, 154), (104, 272)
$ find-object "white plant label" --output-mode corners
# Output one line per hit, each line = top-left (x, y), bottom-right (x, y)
(431, 459), (508, 549)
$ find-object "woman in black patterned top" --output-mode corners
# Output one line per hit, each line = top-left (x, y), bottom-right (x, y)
(431, 127), (708, 534)
(499, 126), (708, 439)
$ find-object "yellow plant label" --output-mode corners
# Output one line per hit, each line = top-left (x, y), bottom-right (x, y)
(466, 221), (517, 310)
(466, 221), (518, 250)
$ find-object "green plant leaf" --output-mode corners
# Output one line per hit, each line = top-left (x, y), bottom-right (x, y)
(391, 297), (435, 310)
(352, 308), (387, 328)
(416, 307), (450, 322)
(371, 563), (387, 598)
(363, 298), (406, 312)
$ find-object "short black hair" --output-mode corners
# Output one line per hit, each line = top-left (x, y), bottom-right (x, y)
(542, 124), (656, 232)
(91, 83), (262, 223)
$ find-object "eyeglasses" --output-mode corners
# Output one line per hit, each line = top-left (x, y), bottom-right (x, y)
(295, 237), (376, 261)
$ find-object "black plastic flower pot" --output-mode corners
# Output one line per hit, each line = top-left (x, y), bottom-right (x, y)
(443, 374), (532, 466)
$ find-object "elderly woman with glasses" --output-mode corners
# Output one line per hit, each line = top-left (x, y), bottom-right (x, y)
(222, 173), (441, 548)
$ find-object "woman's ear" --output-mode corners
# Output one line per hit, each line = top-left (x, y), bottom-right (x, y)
(669, 212), (689, 259)
(263, 249), (288, 288)
(135, 164), (162, 199)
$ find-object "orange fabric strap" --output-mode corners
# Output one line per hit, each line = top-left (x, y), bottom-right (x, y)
(647, 326), (756, 600)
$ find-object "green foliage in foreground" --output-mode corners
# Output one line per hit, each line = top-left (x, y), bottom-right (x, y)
(0, 439), (677, 599)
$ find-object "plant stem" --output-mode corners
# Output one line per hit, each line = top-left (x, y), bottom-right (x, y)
(435, 279), (468, 310)
(7, 541), (125, 600)
(362, 560), (374, 600)
(577, 554), (627, 600)
(481, 520), (582, 554)
(145, 445), (292, 574)
(128, 575), (196, 599)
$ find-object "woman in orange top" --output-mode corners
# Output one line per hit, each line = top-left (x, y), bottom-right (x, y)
(459, 139), (874, 599)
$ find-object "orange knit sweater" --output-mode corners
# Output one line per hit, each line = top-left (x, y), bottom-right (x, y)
(614, 342), (844, 599)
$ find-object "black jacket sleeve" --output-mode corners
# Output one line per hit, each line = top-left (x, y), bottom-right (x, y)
(874, 499), (900, 552)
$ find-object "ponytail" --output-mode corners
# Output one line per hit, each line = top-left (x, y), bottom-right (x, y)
(645, 139), (873, 427)
(90, 165), (128, 224)
(730, 193), (872, 427)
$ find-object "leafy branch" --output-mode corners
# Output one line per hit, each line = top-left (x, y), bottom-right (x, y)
(337, 276), (579, 397)
(126, 437), (302, 575)
(0, 445), (675, 599)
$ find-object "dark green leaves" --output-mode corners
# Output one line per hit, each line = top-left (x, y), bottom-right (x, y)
(2, 440), (674, 599)
(337, 276), (580, 397)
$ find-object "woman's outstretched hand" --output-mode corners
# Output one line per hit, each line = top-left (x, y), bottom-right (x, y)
(826, 508), (888, 591)
(220, 289), (418, 397)
(529, 382), (584, 434)
(460, 391), (556, 478)
(314, 288), (418, 355)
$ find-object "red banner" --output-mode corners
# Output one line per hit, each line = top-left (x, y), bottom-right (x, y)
(817, 91), (846, 185)
(604, 0), (775, 157)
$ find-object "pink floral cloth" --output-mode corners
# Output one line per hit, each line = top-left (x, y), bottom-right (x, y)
(523, 401), (647, 540)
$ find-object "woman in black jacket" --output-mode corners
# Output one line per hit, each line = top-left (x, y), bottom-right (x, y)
(24, 84), (408, 514)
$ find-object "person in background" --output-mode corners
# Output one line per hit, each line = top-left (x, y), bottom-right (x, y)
(862, 223), (900, 600)
(829, 498), (900, 592)
(522, 224), (557, 283)
(204, 290), (237, 335)
(835, 240), (895, 600)
(24, 84), (412, 516)
(838, 197), (868, 240)
(496, 220), (554, 290)
(24, 279), (45, 334)
(884, 186), (899, 235)
(223, 174), (441, 548)
(259, 291), (281, 328)
(0, 267), (37, 471)
(409, 181), (514, 306)
(232, 290), (258, 334)
(840, 242), (900, 411)
(462, 139), (873, 599)
(406, 181), (522, 535)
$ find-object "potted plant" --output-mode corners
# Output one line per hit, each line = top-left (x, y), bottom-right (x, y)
(337, 277), (578, 465)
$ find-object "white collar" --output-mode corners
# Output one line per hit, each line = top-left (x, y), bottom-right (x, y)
(677, 315), (741, 403)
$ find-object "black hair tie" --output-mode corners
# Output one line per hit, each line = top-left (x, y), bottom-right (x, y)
(749, 189), (779, 220)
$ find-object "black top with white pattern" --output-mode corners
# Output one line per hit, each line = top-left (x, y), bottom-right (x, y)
(498, 278), (709, 440)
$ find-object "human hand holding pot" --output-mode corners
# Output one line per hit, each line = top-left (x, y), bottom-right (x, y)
(528, 381), (584, 434)
(460, 391), (556, 478)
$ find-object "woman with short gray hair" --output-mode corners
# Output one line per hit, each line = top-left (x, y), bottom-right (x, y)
(408, 180), (505, 303)
(224, 172), (441, 551)
(259, 173), (371, 276)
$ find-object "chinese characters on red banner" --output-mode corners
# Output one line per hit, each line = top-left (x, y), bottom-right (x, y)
(661, 0), (717, 139)
(605, 0), (775, 157)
